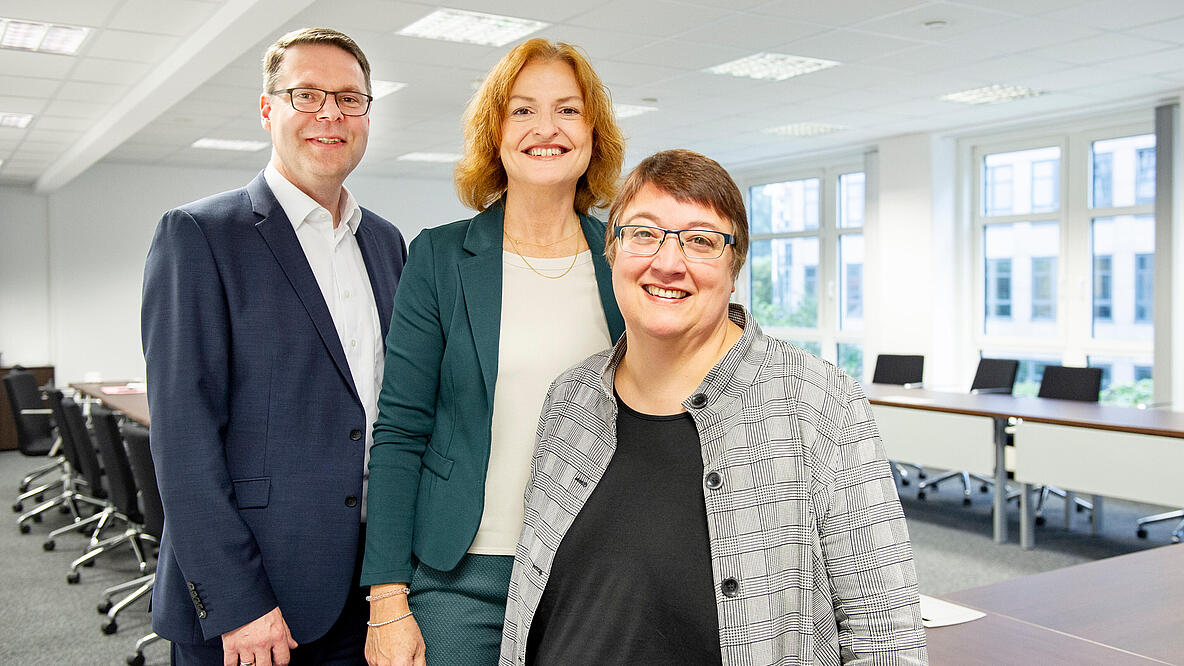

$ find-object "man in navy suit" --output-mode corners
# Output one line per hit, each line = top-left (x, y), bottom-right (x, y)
(142, 27), (406, 666)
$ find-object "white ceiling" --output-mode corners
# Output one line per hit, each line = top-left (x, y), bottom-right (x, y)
(2, 0), (1183, 190)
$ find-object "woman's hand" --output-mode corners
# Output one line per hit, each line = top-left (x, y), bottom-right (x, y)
(365, 585), (425, 666)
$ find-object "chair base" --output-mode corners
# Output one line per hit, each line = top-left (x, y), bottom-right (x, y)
(1136, 509), (1184, 543)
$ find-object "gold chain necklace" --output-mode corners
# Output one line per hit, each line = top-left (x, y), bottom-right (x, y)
(503, 224), (580, 248)
(504, 232), (580, 280)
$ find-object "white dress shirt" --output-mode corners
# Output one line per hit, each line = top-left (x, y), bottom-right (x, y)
(264, 165), (383, 519)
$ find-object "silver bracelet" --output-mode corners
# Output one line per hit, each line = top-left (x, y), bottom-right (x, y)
(367, 611), (413, 627)
(365, 587), (411, 602)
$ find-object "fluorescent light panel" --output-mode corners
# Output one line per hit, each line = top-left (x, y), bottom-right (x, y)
(397, 8), (548, 47)
(706, 53), (839, 81)
(614, 104), (658, 119)
(0, 112), (33, 128)
(763, 122), (847, 137)
(939, 84), (1045, 105)
(192, 138), (269, 152)
(371, 80), (406, 100)
(397, 152), (462, 163)
(0, 18), (88, 55)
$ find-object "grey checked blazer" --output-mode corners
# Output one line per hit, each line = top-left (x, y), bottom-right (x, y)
(501, 304), (927, 665)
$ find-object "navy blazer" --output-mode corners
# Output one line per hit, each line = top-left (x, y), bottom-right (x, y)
(362, 202), (624, 586)
(141, 172), (406, 644)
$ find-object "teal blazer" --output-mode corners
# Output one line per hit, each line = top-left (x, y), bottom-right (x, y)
(361, 203), (624, 584)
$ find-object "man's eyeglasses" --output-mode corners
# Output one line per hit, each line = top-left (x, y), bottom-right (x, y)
(269, 87), (373, 116)
(614, 224), (735, 261)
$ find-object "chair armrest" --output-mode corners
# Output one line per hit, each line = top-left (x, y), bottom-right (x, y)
(971, 387), (1012, 395)
(901, 382), (924, 389)
(20, 408), (53, 415)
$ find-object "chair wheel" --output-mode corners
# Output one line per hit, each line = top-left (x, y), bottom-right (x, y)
(980, 485), (989, 493)
(127, 654), (146, 666)
(19, 523), (31, 534)
(83, 559), (95, 567)
(12, 502), (22, 513)
(918, 471), (927, 480)
(1035, 516), (1046, 526)
(101, 619), (118, 635)
(97, 600), (113, 614)
(67, 572), (81, 584)
(900, 477), (910, 486)
(59, 505), (70, 514)
(32, 513), (42, 523)
(963, 497), (972, 506)
(35, 493), (43, 502)
(917, 490), (927, 500)
(1137, 528), (1148, 538)
(43, 540), (55, 551)
(1076, 504), (1085, 513)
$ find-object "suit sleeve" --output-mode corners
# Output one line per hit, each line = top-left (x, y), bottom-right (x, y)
(820, 382), (928, 665)
(363, 230), (443, 585)
(142, 208), (278, 639)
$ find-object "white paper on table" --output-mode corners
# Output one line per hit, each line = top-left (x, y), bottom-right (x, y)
(919, 594), (986, 628)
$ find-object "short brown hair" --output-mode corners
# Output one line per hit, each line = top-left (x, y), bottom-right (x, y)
(454, 38), (625, 214)
(262, 27), (372, 95)
(606, 149), (749, 279)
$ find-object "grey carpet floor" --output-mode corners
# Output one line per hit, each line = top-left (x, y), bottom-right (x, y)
(1, 450), (1179, 664)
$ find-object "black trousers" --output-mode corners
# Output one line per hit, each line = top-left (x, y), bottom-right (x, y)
(171, 526), (368, 666)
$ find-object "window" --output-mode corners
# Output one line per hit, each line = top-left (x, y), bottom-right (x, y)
(972, 127), (1157, 407)
(837, 343), (863, 379)
(1030, 256), (1056, 321)
(986, 258), (1011, 319)
(1093, 255), (1112, 321)
(1031, 159), (1058, 212)
(746, 164), (865, 375)
(1135, 253), (1153, 323)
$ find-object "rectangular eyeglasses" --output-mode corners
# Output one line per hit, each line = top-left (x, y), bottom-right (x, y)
(614, 224), (735, 260)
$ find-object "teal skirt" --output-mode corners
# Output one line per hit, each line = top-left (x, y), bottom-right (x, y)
(411, 553), (514, 666)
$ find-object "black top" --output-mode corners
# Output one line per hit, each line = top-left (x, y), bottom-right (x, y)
(526, 397), (722, 665)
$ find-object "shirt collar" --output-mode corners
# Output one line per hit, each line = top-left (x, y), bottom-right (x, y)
(264, 163), (362, 234)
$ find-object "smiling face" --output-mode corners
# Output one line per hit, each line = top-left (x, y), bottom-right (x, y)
(499, 59), (592, 196)
(612, 183), (737, 344)
(260, 42), (369, 201)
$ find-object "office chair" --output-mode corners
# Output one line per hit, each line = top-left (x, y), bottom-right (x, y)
(120, 422), (164, 663)
(1136, 509), (1184, 543)
(917, 358), (1019, 504)
(16, 389), (105, 534)
(1022, 365), (1103, 525)
(872, 354), (927, 485)
(4, 369), (64, 511)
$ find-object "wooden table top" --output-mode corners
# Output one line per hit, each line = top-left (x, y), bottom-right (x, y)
(71, 382), (150, 426)
(864, 384), (1184, 439)
(942, 544), (1184, 664)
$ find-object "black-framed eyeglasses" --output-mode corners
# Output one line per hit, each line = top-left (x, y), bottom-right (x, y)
(269, 87), (373, 116)
(614, 224), (735, 260)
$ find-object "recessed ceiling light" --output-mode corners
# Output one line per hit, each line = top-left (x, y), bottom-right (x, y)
(0, 112), (34, 128)
(371, 80), (407, 100)
(762, 122), (847, 137)
(614, 104), (658, 119)
(397, 8), (548, 47)
(191, 138), (270, 152)
(0, 18), (89, 55)
(397, 152), (463, 163)
(939, 84), (1045, 105)
(706, 53), (839, 81)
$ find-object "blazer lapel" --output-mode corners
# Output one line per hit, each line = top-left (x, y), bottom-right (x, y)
(354, 215), (396, 343)
(247, 173), (360, 405)
(582, 213), (626, 342)
(458, 205), (505, 404)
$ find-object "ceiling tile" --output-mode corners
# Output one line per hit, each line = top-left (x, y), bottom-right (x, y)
(777, 28), (923, 63)
(28, 115), (94, 131)
(675, 15), (827, 50)
(0, 75), (61, 98)
(54, 80), (126, 104)
(106, 0), (219, 35)
(615, 40), (749, 70)
(753, 0), (932, 27)
(1042, 0), (1184, 30)
(0, 50), (77, 78)
(0, 0), (123, 26)
(0, 95), (48, 114)
(566, 0), (731, 37)
(1125, 15), (1184, 45)
(532, 24), (647, 60)
(85, 29), (179, 63)
(942, 0), (1090, 17)
(1025, 33), (1176, 65)
(294, 1), (437, 34)
(857, 3), (1014, 41)
(69, 58), (152, 85)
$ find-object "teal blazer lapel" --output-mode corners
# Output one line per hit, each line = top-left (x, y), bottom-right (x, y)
(458, 204), (505, 405)
(582, 214), (625, 342)
(247, 174), (360, 406)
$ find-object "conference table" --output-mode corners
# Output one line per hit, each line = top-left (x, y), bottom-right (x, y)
(928, 543), (1183, 664)
(865, 384), (1184, 548)
(70, 382), (150, 426)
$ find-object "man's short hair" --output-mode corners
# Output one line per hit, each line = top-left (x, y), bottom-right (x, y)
(606, 149), (750, 279)
(454, 38), (625, 214)
(262, 27), (372, 95)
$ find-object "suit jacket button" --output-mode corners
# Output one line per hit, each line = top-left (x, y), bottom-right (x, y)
(345, 496), (358, 507)
(187, 582), (196, 591)
(350, 429), (363, 441)
(721, 577), (740, 597)
(689, 393), (708, 408)
(198, 610), (207, 619)
(705, 472), (723, 490)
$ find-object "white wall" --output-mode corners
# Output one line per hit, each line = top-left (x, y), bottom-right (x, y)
(2, 161), (465, 384)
